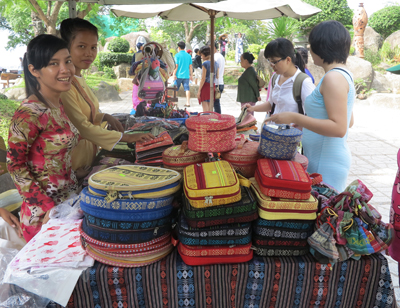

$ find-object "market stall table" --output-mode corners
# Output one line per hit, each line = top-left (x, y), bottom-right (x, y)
(50, 249), (395, 308)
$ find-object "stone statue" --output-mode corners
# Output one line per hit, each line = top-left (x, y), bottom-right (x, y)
(353, 3), (368, 58)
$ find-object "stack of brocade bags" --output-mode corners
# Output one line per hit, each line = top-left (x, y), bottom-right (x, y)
(79, 165), (181, 267)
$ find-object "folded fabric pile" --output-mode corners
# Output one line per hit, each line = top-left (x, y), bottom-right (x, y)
(135, 131), (174, 166)
(236, 109), (258, 133)
(176, 161), (258, 265)
(79, 165), (181, 267)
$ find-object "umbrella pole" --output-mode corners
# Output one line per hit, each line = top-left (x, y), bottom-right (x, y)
(209, 10), (215, 112)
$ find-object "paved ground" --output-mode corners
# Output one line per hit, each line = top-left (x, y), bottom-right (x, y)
(100, 87), (400, 306)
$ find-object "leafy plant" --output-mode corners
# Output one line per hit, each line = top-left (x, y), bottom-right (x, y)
(103, 67), (116, 79)
(150, 29), (172, 47)
(379, 42), (399, 62)
(108, 37), (130, 53)
(0, 99), (20, 144)
(298, 0), (353, 35)
(364, 49), (381, 67)
(169, 49), (177, 57)
(247, 44), (264, 60)
(266, 17), (300, 42)
(98, 52), (133, 68)
(226, 50), (236, 62)
(369, 6), (400, 38)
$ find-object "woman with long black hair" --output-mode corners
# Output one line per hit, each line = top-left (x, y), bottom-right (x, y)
(7, 34), (78, 242)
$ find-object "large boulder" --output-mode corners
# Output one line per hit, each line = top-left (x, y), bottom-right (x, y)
(364, 26), (384, 52)
(5, 87), (25, 100)
(371, 71), (391, 92)
(121, 32), (150, 52)
(384, 30), (400, 50)
(113, 63), (131, 79)
(118, 78), (133, 92)
(384, 72), (400, 93)
(91, 81), (121, 102)
(345, 56), (374, 90)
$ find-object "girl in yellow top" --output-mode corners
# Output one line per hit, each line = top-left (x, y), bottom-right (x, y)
(60, 18), (153, 170)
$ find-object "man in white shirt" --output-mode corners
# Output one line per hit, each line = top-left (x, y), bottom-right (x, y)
(214, 42), (225, 114)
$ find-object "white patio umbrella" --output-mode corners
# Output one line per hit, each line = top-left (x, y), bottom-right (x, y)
(112, 0), (321, 109)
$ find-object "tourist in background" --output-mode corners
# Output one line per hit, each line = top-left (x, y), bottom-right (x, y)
(214, 42), (225, 114)
(193, 48), (202, 86)
(237, 52), (260, 115)
(197, 46), (219, 112)
(297, 47), (315, 84)
(219, 34), (229, 57)
(235, 33), (244, 65)
(173, 41), (193, 107)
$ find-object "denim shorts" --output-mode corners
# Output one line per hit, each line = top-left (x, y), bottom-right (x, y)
(175, 78), (190, 91)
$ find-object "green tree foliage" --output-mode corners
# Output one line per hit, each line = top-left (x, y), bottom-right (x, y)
(98, 52), (133, 68)
(266, 17), (299, 41)
(108, 37), (130, 53)
(298, 0), (353, 34)
(247, 44), (264, 59)
(369, 6), (400, 38)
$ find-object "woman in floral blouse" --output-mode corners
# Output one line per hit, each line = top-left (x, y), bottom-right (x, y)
(7, 34), (79, 242)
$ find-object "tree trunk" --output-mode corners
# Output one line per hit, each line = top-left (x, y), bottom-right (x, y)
(31, 11), (45, 37)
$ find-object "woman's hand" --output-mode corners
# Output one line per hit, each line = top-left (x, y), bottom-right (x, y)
(103, 114), (124, 133)
(76, 165), (91, 180)
(267, 112), (298, 125)
(127, 133), (155, 143)
(0, 208), (23, 238)
(197, 91), (201, 100)
(257, 97), (261, 101)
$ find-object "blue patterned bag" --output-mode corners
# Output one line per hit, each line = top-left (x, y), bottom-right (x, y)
(258, 124), (302, 160)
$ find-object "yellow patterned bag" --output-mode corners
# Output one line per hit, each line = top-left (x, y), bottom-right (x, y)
(183, 161), (247, 208)
(250, 178), (318, 220)
(88, 166), (181, 202)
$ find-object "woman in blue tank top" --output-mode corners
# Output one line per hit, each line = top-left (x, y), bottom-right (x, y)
(266, 21), (355, 192)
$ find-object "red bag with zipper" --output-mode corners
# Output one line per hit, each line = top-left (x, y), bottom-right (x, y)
(255, 158), (312, 200)
(185, 112), (236, 153)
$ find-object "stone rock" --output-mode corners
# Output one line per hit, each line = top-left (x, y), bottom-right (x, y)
(0, 173), (17, 194)
(113, 63), (131, 79)
(364, 26), (383, 52)
(5, 87), (25, 100)
(345, 56), (374, 91)
(170, 84), (199, 97)
(384, 72), (400, 93)
(257, 50), (273, 79)
(121, 31), (150, 52)
(118, 78), (133, 92)
(91, 81), (121, 102)
(384, 30), (400, 50)
(361, 93), (400, 109)
(371, 71), (391, 92)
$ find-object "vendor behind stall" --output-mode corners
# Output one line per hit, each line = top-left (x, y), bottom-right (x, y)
(7, 35), (79, 242)
(59, 18), (154, 171)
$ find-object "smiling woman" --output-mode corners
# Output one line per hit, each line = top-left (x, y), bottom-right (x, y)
(59, 18), (154, 171)
(6, 34), (79, 242)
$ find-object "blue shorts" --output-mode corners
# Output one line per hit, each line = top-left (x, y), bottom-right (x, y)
(175, 78), (190, 91)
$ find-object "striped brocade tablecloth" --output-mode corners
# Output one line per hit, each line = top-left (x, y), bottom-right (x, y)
(55, 250), (395, 308)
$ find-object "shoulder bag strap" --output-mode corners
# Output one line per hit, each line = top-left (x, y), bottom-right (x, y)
(269, 74), (279, 115)
(292, 72), (309, 115)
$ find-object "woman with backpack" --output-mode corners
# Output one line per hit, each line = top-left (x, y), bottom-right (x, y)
(243, 38), (315, 118)
(266, 21), (355, 192)
(59, 18), (154, 171)
(236, 52), (260, 115)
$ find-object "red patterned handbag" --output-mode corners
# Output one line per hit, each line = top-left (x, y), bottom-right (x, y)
(255, 158), (312, 200)
(185, 112), (236, 152)
(177, 242), (253, 265)
(221, 135), (262, 178)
